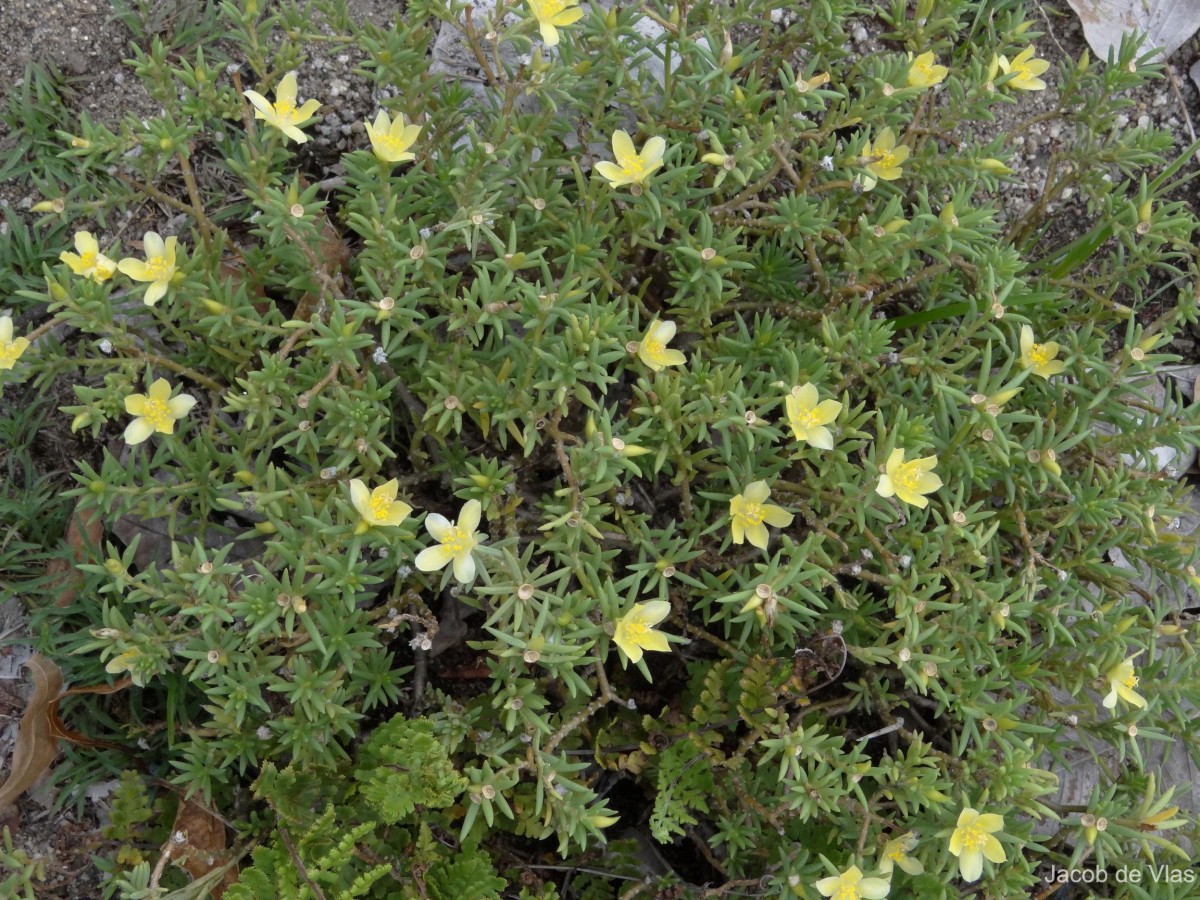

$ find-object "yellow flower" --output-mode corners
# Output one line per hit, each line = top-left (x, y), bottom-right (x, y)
(879, 832), (923, 877)
(637, 319), (687, 371)
(875, 449), (941, 509)
(123, 377), (197, 445)
(595, 130), (667, 188)
(858, 127), (909, 191)
(526, 0), (583, 46)
(60, 231), (117, 282)
(0, 316), (31, 370)
(117, 231), (178, 306)
(243, 71), (321, 144)
(907, 51), (947, 88)
(948, 807), (1007, 883)
(365, 110), (421, 164)
(784, 383), (842, 450)
(815, 865), (890, 899)
(613, 600), (671, 664)
(1102, 655), (1147, 710)
(730, 481), (794, 549)
(416, 499), (484, 583)
(998, 46), (1050, 91)
(1019, 325), (1066, 379)
(350, 478), (413, 534)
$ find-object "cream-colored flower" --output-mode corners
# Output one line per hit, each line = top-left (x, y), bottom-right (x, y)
(1019, 325), (1066, 379)
(636, 319), (686, 371)
(415, 499), (485, 583)
(117, 232), (178, 306)
(948, 807), (1007, 883)
(526, 0), (583, 46)
(595, 130), (667, 188)
(784, 383), (842, 450)
(998, 46), (1050, 91)
(1102, 655), (1147, 710)
(879, 832), (923, 877)
(123, 377), (197, 444)
(875, 449), (941, 509)
(60, 231), (117, 282)
(730, 481), (794, 549)
(857, 127), (909, 192)
(243, 71), (321, 144)
(365, 110), (421, 164)
(613, 600), (671, 664)
(0, 316), (31, 370)
(815, 864), (890, 899)
(350, 478), (413, 534)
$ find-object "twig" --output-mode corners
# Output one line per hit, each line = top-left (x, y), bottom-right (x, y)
(279, 826), (329, 900)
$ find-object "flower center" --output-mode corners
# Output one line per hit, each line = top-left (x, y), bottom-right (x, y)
(960, 824), (987, 852)
(830, 879), (859, 900)
(792, 407), (818, 428)
(895, 465), (920, 493)
(145, 255), (172, 281)
(446, 526), (472, 555)
(1123, 671), (1138, 689)
(875, 150), (899, 169)
(80, 250), (97, 269)
(916, 59), (934, 78)
(1029, 344), (1051, 366)
(142, 398), (171, 430)
(626, 620), (648, 640)
(738, 502), (764, 526)
(379, 133), (406, 155)
(0, 345), (19, 366)
(533, 0), (567, 16)
(369, 495), (392, 521)
(276, 98), (297, 118)
(621, 157), (647, 178)
(643, 338), (664, 357)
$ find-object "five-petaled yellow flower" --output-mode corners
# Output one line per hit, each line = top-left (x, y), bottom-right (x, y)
(243, 71), (322, 144)
(876, 449), (941, 509)
(1102, 654), (1147, 710)
(1019, 325), (1066, 379)
(117, 231), (178, 306)
(526, 0), (583, 47)
(785, 383), (842, 450)
(60, 231), (117, 282)
(907, 51), (948, 88)
(815, 864), (890, 900)
(416, 499), (485, 583)
(0, 316), (31, 370)
(859, 127), (909, 191)
(637, 319), (687, 371)
(595, 130), (667, 188)
(949, 807), (1007, 883)
(879, 832), (924, 877)
(730, 481), (794, 549)
(613, 600), (671, 664)
(350, 478), (413, 534)
(365, 110), (422, 164)
(124, 377), (197, 445)
(998, 46), (1050, 91)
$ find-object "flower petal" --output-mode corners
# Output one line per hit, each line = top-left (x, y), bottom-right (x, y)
(144, 281), (168, 306)
(637, 600), (671, 626)
(807, 425), (834, 450)
(77, 231), (99, 255)
(649, 319), (676, 344)
(458, 499), (482, 534)
(168, 394), (197, 418)
(743, 480), (770, 503)
(539, 20), (560, 45)
(415, 544), (455, 572)
(747, 523), (769, 549)
(118, 258), (150, 281)
(276, 71), (299, 105)
(975, 813), (1005, 833)
(860, 878), (891, 900)
(383, 501), (413, 527)
(876, 474), (895, 498)
(124, 417), (155, 445)
(124, 394), (147, 416)
(982, 834), (1006, 863)
(452, 552), (477, 583)
(958, 851), (983, 883)
(148, 378), (172, 402)
(243, 90), (274, 117)
(763, 505), (794, 527)
(424, 513), (452, 542)
(612, 130), (636, 166)
(350, 479), (371, 518)
(640, 135), (666, 167)
(638, 629), (670, 653)
(143, 231), (165, 259)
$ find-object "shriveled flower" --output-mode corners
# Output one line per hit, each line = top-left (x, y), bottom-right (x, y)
(613, 600), (671, 664)
(949, 807), (1007, 883)
(243, 71), (321, 144)
(415, 499), (485, 583)
(117, 231), (178, 306)
(907, 51), (947, 88)
(350, 478), (413, 534)
(637, 319), (686, 371)
(998, 46), (1050, 91)
(123, 377), (197, 445)
(365, 110), (422, 164)
(730, 481), (794, 549)
(1102, 655), (1147, 710)
(815, 864), (890, 899)
(0, 316), (31, 370)
(1019, 325), (1066, 379)
(875, 449), (941, 509)
(595, 130), (667, 188)
(879, 832), (923, 877)
(784, 383), (842, 450)
(857, 127), (909, 192)
(60, 231), (117, 282)
(526, 0), (583, 47)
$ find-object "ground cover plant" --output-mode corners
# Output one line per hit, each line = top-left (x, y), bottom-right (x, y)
(2, 0), (1200, 896)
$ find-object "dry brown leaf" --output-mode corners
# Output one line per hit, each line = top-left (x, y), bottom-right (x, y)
(1065, 0), (1200, 62)
(0, 655), (64, 810)
(0, 656), (133, 812)
(170, 797), (238, 897)
(46, 504), (103, 608)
